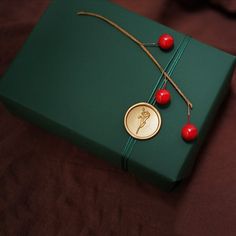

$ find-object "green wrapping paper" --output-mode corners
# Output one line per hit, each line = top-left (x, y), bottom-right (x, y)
(0, 0), (235, 190)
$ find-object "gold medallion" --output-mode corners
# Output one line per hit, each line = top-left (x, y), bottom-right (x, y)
(124, 102), (162, 140)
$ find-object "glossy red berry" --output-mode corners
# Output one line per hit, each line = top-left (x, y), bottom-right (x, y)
(158, 34), (174, 50)
(181, 123), (198, 142)
(155, 89), (171, 105)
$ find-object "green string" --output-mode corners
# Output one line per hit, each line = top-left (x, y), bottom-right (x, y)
(147, 40), (184, 104)
(150, 36), (191, 105)
(122, 36), (191, 170)
(122, 36), (190, 170)
(121, 48), (177, 169)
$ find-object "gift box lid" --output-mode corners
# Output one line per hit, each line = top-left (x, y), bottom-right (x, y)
(0, 0), (235, 190)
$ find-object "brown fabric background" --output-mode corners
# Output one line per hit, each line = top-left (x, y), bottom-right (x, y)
(0, 0), (236, 235)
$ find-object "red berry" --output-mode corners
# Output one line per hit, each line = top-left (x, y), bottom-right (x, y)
(181, 123), (198, 142)
(158, 34), (174, 50)
(155, 89), (171, 105)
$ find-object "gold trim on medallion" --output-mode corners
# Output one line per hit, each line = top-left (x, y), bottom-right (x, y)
(124, 102), (162, 140)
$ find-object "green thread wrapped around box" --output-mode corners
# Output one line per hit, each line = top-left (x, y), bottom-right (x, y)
(0, 0), (235, 190)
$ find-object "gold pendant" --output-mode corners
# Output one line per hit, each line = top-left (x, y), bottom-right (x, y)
(124, 102), (162, 140)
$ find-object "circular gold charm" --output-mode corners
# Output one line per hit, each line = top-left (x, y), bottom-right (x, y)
(124, 102), (162, 140)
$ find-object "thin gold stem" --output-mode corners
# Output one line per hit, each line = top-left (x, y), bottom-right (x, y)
(77, 11), (193, 109)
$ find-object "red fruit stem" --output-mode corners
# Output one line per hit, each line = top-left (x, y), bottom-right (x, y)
(187, 104), (191, 123)
(163, 81), (167, 89)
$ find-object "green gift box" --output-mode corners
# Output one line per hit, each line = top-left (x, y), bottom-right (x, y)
(0, 0), (235, 190)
